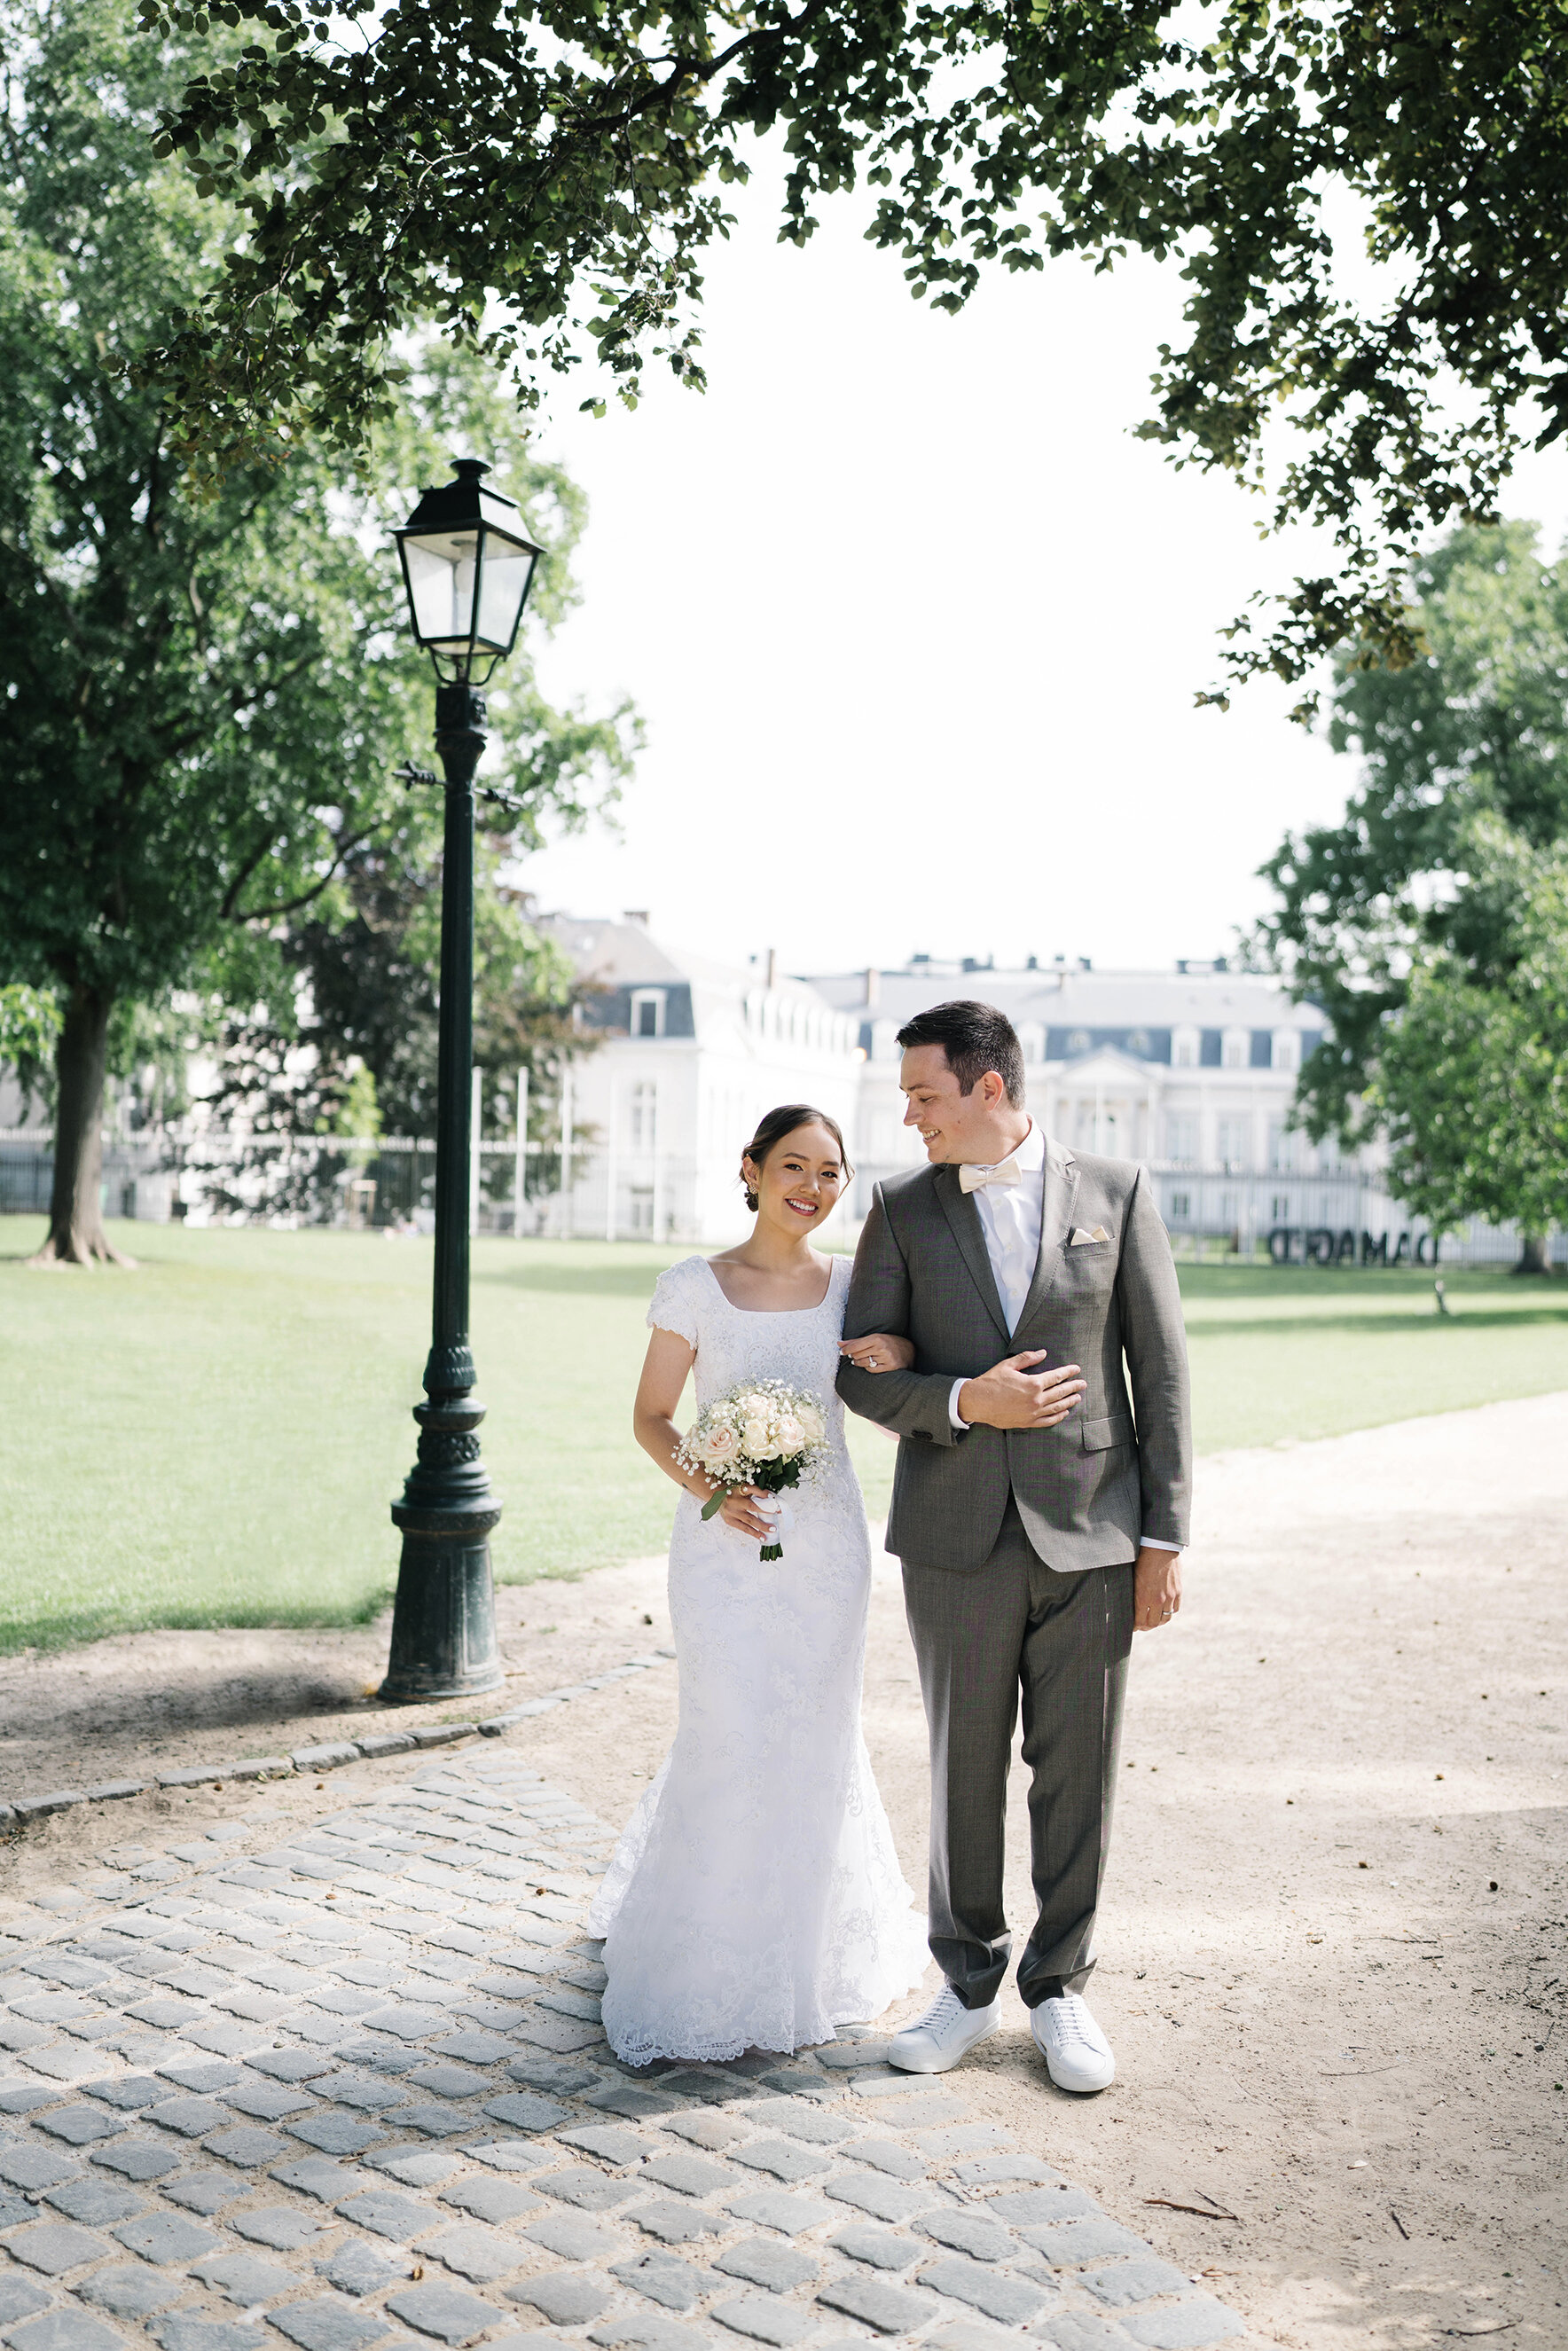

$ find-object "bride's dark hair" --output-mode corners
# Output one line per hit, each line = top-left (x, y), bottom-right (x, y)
(741, 1105), (852, 1212)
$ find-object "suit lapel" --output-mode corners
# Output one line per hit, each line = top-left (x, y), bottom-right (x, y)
(1013, 1138), (1079, 1342)
(934, 1164), (1011, 1345)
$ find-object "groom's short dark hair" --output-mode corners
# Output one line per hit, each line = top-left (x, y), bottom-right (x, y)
(896, 1000), (1025, 1107)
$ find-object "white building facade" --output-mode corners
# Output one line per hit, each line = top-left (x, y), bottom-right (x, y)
(535, 928), (1526, 1265)
(530, 914), (863, 1247)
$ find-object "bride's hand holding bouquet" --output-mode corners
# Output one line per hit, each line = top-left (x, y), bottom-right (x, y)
(677, 1380), (828, 1560)
(678, 1325), (913, 1556)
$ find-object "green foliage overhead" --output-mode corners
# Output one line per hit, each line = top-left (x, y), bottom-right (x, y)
(1258, 520), (1568, 1246)
(140, 0), (1568, 698)
(1258, 523), (1568, 1132)
(0, 0), (633, 1025)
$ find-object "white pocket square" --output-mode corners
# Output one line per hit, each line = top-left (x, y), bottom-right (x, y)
(1070, 1226), (1111, 1246)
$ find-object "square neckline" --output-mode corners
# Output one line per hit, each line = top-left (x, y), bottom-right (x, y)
(699, 1254), (841, 1317)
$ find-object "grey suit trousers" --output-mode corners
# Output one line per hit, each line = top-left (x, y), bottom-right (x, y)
(901, 1498), (1133, 2010)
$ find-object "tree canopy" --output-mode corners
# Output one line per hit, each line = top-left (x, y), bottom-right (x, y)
(139, 0), (1568, 701)
(0, 0), (634, 1258)
(1372, 822), (1568, 1251)
(1258, 521), (1568, 1259)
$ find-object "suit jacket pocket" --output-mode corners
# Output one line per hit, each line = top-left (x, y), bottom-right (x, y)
(1080, 1412), (1134, 1453)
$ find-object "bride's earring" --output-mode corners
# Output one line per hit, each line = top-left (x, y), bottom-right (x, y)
(741, 1159), (759, 1212)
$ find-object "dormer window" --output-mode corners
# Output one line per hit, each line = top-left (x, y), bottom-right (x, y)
(1221, 1027), (1248, 1070)
(1172, 1025), (1199, 1069)
(631, 988), (665, 1039)
(1272, 1028), (1301, 1073)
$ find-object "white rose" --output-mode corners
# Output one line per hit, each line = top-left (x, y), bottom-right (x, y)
(741, 1416), (773, 1456)
(773, 1415), (804, 1455)
(796, 1400), (826, 1445)
(700, 1422), (740, 1467)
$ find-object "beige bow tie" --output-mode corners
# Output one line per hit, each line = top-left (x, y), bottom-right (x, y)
(960, 1156), (1022, 1194)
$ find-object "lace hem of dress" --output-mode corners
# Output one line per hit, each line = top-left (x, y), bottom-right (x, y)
(611, 2016), (885, 2068)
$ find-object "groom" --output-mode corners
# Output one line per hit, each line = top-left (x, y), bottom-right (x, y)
(836, 999), (1190, 2093)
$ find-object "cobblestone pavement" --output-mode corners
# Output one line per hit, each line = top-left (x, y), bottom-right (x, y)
(0, 1745), (1255, 2351)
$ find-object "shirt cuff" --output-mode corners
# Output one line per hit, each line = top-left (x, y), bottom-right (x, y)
(1141, 1535), (1181, 1552)
(948, 1377), (969, 1430)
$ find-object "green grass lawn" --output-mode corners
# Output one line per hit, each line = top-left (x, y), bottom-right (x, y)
(1, 1218), (1564, 1653)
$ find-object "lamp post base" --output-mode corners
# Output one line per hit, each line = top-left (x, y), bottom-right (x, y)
(380, 1504), (505, 1703)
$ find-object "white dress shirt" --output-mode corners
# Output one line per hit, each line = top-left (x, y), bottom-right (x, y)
(947, 1119), (1180, 1553)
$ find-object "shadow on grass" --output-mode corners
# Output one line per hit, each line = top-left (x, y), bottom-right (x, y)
(0, 1588), (395, 1662)
(1177, 1264), (1563, 1297)
(1183, 1304), (1568, 1338)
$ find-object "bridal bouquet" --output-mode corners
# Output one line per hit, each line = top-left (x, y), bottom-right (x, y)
(676, 1380), (829, 1561)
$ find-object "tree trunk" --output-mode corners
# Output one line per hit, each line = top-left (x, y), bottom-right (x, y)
(1513, 1233), (1551, 1275)
(28, 984), (136, 1267)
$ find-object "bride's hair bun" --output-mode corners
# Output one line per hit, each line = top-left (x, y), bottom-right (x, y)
(739, 1104), (852, 1211)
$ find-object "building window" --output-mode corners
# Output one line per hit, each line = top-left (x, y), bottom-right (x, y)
(1221, 1029), (1248, 1070)
(1272, 1193), (1290, 1221)
(1272, 1028), (1301, 1073)
(629, 1082), (657, 1149)
(1066, 1029), (1091, 1055)
(1126, 1029), (1151, 1058)
(1170, 1190), (1191, 1222)
(1165, 1113), (1198, 1166)
(1216, 1116), (1250, 1170)
(631, 990), (665, 1038)
(1268, 1118), (1298, 1173)
(1172, 1026), (1199, 1068)
(628, 1187), (654, 1234)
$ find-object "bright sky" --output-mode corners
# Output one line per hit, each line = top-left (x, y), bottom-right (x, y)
(518, 163), (1564, 980)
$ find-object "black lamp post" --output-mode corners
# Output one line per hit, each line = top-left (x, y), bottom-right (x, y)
(380, 458), (544, 1703)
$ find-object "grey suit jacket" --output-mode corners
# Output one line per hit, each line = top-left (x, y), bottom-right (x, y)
(835, 1141), (1191, 1572)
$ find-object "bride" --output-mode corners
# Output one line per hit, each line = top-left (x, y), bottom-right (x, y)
(589, 1103), (929, 2065)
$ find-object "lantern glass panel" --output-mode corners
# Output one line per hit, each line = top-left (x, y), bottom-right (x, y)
(404, 529), (479, 654)
(475, 543), (536, 650)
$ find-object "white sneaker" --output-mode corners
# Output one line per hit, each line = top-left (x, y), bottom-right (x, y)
(1030, 1992), (1116, 2092)
(887, 1985), (1000, 2074)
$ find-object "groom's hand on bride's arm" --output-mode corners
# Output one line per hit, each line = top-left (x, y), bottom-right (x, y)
(955, 1353), (1087, 1430)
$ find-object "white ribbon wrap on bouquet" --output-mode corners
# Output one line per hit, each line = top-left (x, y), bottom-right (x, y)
(755, 1496), (795, 1542)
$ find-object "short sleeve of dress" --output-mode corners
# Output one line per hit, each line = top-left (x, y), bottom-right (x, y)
(647, 1258), (702, 1348)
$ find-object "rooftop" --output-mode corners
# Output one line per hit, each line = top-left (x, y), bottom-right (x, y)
(802, 958), (1321, 1033)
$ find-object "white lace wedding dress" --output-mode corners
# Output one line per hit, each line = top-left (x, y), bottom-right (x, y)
(590, 1252), (928, 2065)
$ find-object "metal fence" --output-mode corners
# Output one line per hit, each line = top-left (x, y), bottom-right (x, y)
(2, 1128), (1561, 1262)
